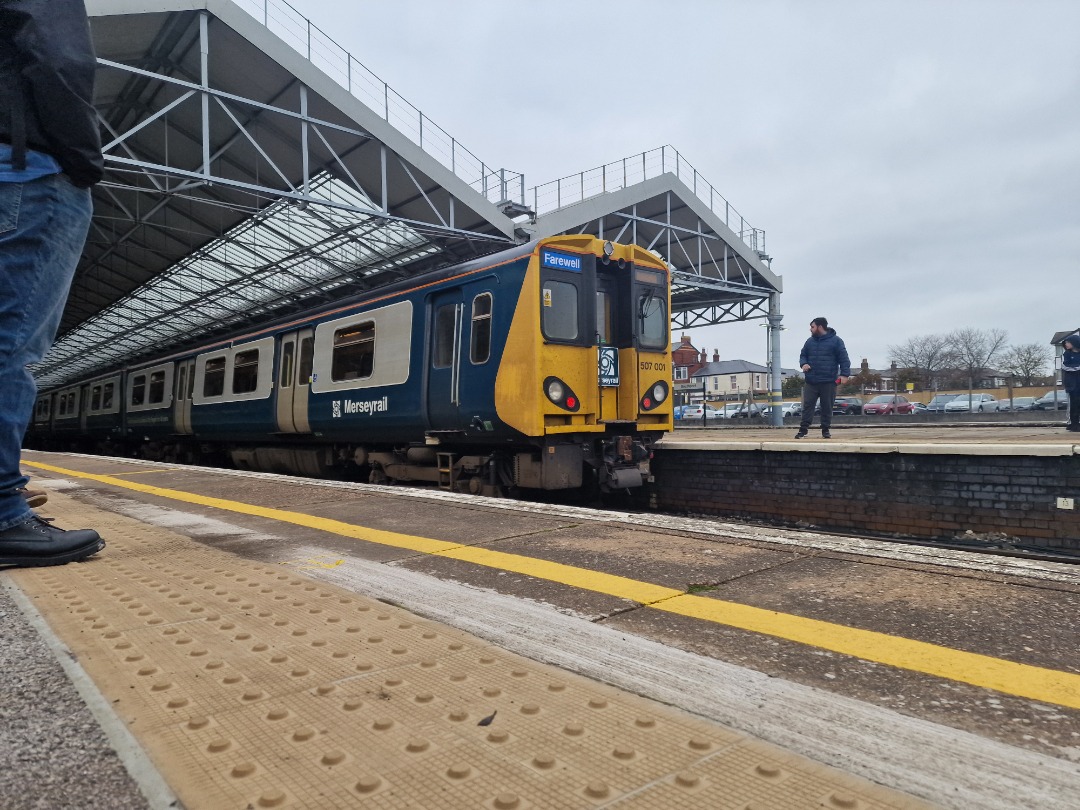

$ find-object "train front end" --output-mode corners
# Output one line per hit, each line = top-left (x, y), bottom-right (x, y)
(495, 235), (672, 492)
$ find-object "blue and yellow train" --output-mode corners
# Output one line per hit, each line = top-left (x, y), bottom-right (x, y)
(27, 235), (673, 494)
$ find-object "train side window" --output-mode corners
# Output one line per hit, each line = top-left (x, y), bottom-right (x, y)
(58, 396), (65, 417)
(298, 338), (314, 385)
(148, 371), (166, 404)
(176, 367), (187, 401)
(91, 386), (102, 411)
(637, 288), (667, 349)
(280, 342), (295, 388)
(332, 323), (375, 382)
(541, 280), (579, 341)
(232, 349), (260, 394)
(103, 382), (114, 409)
(131, 375), (147, 406)
(203, 358), (226, 397)
(187, 365), (196, 399)
(433, 304), (456, 368)
(470, 293), (492, 364)
(596, 291), (612, 345)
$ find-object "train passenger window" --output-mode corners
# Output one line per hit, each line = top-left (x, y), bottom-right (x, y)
(91, 386), (102, 411)
(596, 291), (612, 344)
(232, 350), (260, 394)
(332, 323), (375, 382)
(204, 358), (226, 397)
(541, 280), (578, 341)
(176, 368), (187, 401)
(470, 294), (492, 364)
(58, 397), (65, 417)
(131, 375), (147, 406)
(187, 366), (196, 399)
(149, 371), (166, 404)
(637, 289), (667, 349)
(102, 383), (113, 409)
(280, 342), (295, 388)
(433, 304), (456, 368)
(298, 337), (314, 385)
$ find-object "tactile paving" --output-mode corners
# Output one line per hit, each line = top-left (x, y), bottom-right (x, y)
(9, 489), (935, 809)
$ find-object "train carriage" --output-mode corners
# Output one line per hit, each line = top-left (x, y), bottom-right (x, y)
(27, 235), (672, 494)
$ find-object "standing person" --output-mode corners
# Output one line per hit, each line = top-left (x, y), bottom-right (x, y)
(0, 0), (105, 566)
(795, 317), (851, 439)
(1060, 334), (1080, 432)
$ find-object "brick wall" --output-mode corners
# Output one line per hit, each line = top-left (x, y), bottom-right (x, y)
(648, 449), (1080, 550)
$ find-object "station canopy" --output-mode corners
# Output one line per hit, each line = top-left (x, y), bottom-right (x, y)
(33, 0), (780, 388)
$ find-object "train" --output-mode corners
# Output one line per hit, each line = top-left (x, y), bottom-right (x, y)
(26, 235), (673, 496)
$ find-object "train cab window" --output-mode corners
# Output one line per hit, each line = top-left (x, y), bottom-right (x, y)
(596, 291), (612, 345)
(433, 304), (456, 368)
(203, 358), (226, 397)
(541, 280), (578, 341)
(57, 396), (66, 417)
(470, 294), (492, 364)
(102, 382), (114, 410)
(280, 342), (295, 388)
(637, 286), (667, 350)
(91, 386), (102, 411)
(176, 368), (187, 401)
(332, 323), (375, 381)
(130, 375), (146, 406)
(148, 371), (166, 404)
(232, 349), (260, 394)
(298, 337), (314, 386)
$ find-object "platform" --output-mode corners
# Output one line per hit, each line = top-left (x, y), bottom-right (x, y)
(4, 451), (1080, 808)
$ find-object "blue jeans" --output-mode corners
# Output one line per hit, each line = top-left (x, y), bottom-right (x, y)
(0, 174), (92, 531)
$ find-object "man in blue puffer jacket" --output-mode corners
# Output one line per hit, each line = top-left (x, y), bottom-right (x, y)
(1060, 334), (1080, 431)
(796, 317), (851, 439)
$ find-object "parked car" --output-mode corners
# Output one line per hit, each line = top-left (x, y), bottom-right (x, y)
(1033, 390), (1069, 410)
(910, 402), (928, 413)
(943, 394), (998, 413)
(832, 396), (863, 415)
(679, 403), (722, 420)
(999, 396), (1036, 412)
(715, 403), (744, 419)
(926, 394), (957, 412)
(862, 395), (915, 415)
(732, 403), (766, 418)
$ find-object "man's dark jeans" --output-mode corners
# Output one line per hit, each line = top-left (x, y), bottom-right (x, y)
(800, 382), (837, 431)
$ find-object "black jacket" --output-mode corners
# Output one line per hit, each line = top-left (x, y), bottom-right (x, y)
(798, 328), (851, 385)
(0, 0), (103, 187)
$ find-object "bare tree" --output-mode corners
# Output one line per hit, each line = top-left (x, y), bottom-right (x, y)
(947, 328), (1009, 409)
(1000, 343), (1051, 386)
(887, 333), (956, 390)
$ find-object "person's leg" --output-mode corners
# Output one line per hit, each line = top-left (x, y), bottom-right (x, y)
(1068, 391), (1080, 430)
(798, 382), (820, 435)
(0, 174), (95, 539)
(818, 383), (838, 433)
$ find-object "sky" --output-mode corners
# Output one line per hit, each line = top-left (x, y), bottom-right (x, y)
(282, 0), (1079, 371)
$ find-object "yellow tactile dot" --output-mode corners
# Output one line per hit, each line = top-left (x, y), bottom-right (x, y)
(404, 738), (430, 753)
(354, 775), (382, 794)
(256, 788), (287, 807)
(315, 684), (336, 695)
(531, 754), (556, 770)
(635, 716), (657, 728)
(166, 697), (189, 709)
(826, 792), (862, 809)
(448, 710), (468, 722)
(342, 699), (363, 712)
(290, 668), (309, 678)
(372, 717), (394, 731)
(689, 737), (712, 751)
(754, 762), (785, 779)
(319, 750), (346, 766)
(674, 771), (702, 789)
(265, 708), (289, 721)
(186, 717), (210, 730)
(486, 730), (509, 744)
(207, 738), (231, 753)
(492, 792), (521, 809)
(563, 722), (585, 736)
(291, 728), (316, 742)
(230, 762), (257, 779)
(584, 781), (610, 798)
(587, 697), (608, 709)
(483, 687), (501, 698)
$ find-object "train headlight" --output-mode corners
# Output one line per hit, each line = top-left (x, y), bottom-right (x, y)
(639, 380), (669, 411)
(544, 376), (580, 412)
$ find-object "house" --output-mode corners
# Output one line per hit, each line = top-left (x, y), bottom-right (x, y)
(670, 334), (707, 383)
(690, 357), (801, 401)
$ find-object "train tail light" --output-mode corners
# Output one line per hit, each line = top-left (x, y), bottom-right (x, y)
(640, 380), (669, 411)
(544, 376), (580, 412)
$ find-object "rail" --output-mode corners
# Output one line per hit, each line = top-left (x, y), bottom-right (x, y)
(233, 0), (524, 207)
(528, 145), (765, 253)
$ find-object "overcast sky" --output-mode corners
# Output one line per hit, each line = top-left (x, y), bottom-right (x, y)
(284, 0), (1079, 370)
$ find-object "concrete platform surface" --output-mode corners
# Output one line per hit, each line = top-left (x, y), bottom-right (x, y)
(666, 424), (1078, 448)
(5, 450), (1080, 809)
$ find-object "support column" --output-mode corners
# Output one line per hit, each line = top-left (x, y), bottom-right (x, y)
(768, 293), (784, 427)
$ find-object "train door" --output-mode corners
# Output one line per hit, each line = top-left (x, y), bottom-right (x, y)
(79, 384), (90, 431)
(427, 291), (464, 429)
(174, 360), (195, 434)
(276, 329), (313, 433)
(595, 274), (621, 421)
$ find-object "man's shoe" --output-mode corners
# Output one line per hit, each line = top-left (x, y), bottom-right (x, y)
(0, 516), (104, 568)
(18, 487), (48, 508)
(822, 429), (832, 439)
(1067, 424), (1080, 432)
(794, 429), (808, 439)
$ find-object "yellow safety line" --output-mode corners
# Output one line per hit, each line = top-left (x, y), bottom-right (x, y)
(23, 459), (1080, 710)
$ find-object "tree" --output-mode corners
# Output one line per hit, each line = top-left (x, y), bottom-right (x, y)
(1000, 343), (1050, 386)
(781, 375), (803, 398)
(843, 369), (881, 395)
(887, 334), (956, 390)
(947, 327), (1009, 408)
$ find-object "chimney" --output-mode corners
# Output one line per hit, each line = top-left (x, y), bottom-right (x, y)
(680, 334), (692, 347)
(699, 349), (707, 364)
(890, 361), (897, 371)
(713, 350), (720, 362)
(860, 358), (870, 373)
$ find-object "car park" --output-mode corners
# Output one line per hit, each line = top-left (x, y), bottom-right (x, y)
(861, 395), (915, 415)
(832, 396), (863, 415)
(926, 394), (957, 412)
(679, 403), (722, 420)
(1033, 391), (1069, 410)
(943, 394), (998, 413)
(1000, 397), (1036, 412)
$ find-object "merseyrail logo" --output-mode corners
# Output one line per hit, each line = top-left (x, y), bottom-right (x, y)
(540, 249), (582, 272)
(332, 396), (389, 418)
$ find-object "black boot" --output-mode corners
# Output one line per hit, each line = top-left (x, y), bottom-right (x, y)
(0, 516), (104, 567)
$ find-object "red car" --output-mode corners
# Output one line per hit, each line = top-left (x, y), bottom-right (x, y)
(861, 394), (915, 415)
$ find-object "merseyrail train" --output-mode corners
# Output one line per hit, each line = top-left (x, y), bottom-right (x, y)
(27, 235), (673, 495)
